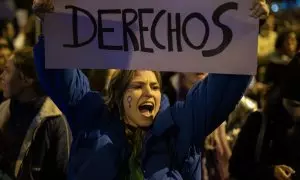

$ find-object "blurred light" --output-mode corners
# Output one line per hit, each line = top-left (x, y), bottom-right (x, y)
(271, 3), (279, 12)
(281, 2), (287, 9)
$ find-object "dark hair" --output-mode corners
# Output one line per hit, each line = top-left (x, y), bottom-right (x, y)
(0, 19), (9, 37)
(84, 69), (109, 94)
(13, 47), (35, 78)
(275, 30), (296, 51)
(12, 47), (43, 95)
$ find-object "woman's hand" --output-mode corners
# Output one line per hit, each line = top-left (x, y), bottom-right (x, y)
(250, 0), (270, 19)
(32, 0), (54, 20)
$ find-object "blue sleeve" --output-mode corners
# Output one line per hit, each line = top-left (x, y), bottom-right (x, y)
(144, 74), (251, 179)
(33, 35), (91, 115)
(153, 74), (250, 146)
(173, 74), (250, 145)
(67, 131), (123, 180)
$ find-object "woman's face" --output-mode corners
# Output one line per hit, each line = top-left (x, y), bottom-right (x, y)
(283, 33), (297, 57)
(123, 71), (161, 127)
(283, 98), (300, 119)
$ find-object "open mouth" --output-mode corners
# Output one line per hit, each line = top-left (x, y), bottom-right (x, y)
(138, 102), (154, 117)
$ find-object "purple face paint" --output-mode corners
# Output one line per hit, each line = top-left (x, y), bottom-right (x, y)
(127, 96), (132, 108)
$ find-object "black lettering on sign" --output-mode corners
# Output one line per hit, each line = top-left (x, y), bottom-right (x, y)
(138, 9), (154, 53)
(62, 3), (238, 57)
(167, 13), (182, 52)
(151, 10), (166, 50)
(182, 13), (209, 50)
(98, 9), (122, 50)
(63, 5), (97, 48)
(202, 2), (238, 57)
(122, 9), (139, 51)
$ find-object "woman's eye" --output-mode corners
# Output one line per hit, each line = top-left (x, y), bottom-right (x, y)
(152, 86), (160, 90)
(130, 85), (142, 89)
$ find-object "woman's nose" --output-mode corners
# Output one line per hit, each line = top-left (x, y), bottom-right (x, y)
(143, 85), (153, 96)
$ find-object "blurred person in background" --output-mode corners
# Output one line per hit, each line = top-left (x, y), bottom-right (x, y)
(13, 9), (29, 50)
(0, 37), (13, 103)
(13, 8), (38, 48)
(229, 52), (300, 180)
(0, 38), (12, 68)
(256, 14), (277, 85)
(0, 47), (71, 180)
(0, 7), (36, 50)
(258, 14), (277, 64)
(0, 20), (16, 51)
(264, 31), (298, 86)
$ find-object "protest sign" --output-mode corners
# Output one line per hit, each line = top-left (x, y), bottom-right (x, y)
(44, 0), (259, 74)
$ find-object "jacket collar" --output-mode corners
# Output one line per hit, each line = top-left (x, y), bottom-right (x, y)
(0, 97), (62, 131)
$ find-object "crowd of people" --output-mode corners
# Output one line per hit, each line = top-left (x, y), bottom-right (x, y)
(0, 0), (300, 180)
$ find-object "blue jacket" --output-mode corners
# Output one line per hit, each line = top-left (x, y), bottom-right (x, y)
(33, 35), (251, 180)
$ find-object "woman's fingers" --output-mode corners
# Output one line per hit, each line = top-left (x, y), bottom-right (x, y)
(250, 0), (269, 19)
(32, 0), (54, 20)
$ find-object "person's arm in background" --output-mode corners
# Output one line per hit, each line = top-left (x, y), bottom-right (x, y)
(218, 122), (232, 159)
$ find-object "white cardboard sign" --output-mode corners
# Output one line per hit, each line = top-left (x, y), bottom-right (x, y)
(44, 0), (258, 74)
